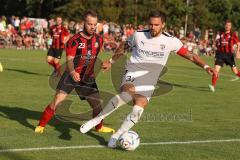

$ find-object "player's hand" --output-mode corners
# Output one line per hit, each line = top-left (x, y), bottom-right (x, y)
(101, 60), (112, 72)
(70, 70), (81, 82)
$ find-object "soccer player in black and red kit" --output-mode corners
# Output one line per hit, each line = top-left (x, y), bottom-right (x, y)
(47, 17), (70, 75)
(209, 20), (240, 92)
(35, 10), (115, 133)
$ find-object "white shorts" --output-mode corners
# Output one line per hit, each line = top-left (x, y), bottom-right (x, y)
(121, 62), (164, 101)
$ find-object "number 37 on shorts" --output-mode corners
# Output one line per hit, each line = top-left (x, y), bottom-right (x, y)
(124, 70), (135, 82)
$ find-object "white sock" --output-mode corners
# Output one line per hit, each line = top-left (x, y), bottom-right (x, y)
(111, 105), (144, 139)
(98, 92), (132, 119)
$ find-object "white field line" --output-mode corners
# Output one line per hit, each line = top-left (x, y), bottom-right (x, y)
(1, 139), (240, 153)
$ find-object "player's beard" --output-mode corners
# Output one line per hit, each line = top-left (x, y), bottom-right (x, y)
(150, 29), (162, 37)
(83, 26), (94, 37)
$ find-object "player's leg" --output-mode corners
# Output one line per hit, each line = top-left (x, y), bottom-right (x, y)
(209, 65), (221, 92)
(47, 48), (55, 68)
(98, 84), (134, 119)
(231, 66), (240, 77)
(52, 49), (63, 75)
(79, 83), (133, 134)
(53, 57), (61, 75)
(47, 56), (55, 67)
(47, 49), (62, 75)
(85, 92), (115, 133)
(108, 94), (147, 148)
(35, 91), (68, 133)
(209, 52), (224, 92)
(35, 71), (74, 133)
(108, 68), (158, 148)
(229, 54), (240, 77)
(80, 63), (160, 134)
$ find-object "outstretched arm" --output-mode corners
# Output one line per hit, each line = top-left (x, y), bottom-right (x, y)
(179, 52), (214, 75)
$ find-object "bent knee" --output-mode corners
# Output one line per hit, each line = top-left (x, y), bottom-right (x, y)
(50, 91), (68, 109)
(133, 94), (148, 107)
(47, 56), (53, 63)
(120, 84), (135, 95)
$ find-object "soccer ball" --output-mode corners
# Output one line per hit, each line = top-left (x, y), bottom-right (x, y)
(118, 130), (140, 151)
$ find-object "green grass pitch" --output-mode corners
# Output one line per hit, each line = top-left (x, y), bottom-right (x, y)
(0, 49), (240, 160)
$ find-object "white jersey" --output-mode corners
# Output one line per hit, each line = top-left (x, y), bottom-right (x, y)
(122, 30), (186, 100)
(128, 30), (184, 67)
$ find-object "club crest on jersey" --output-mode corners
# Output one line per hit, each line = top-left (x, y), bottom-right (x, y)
(160, 44), (166, 50)
(94, 42), (99, 48)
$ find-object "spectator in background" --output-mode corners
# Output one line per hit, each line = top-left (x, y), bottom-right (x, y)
(48, 18), (55, 28)
(168, 26), (175, 36)
(109, 22), (115, 35)
(16, 34), (23, 50)
(208, 28), (214, 46)
(23, 34), (33, 49)
(68, 21), (76, 36)
(103, 20), (109, 35)
(1, 16), (7, 30)
(14, 16), (20, 32)
(194, 27), (201, 42)
(0, 17), (6, 32)
(103, 32), (118, 52)
(179, 27), (184, 39)
(45, 32), (52, 50)
(188, 31), (195, 42)
(96, 20), (103, 35)
(6, 24), (16, 48)
(25, 18), (33, 34)
(41, 19), (48, 33)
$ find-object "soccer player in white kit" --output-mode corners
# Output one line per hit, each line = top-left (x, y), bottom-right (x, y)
(80, 10), (214, 148)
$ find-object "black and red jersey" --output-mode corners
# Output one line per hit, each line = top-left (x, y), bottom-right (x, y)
(216, 32), (239, 54)
(50, 25), (69, 49)
(66, 32), (103, 77)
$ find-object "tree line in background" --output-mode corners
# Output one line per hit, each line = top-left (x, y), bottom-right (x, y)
(1, 0), (240, 31)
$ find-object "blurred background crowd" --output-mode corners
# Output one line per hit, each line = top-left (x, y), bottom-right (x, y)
(0, 15), (226, 56)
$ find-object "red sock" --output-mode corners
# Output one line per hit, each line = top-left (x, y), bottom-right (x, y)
(95, 120), (103, 130)
(212, 73), (219, 87)
(236, 71), (240, 77)
(38, 105), (55, 127)
(54, 62), (61, 71)
(92, 106), (103, 130)
(53, 62), (61, 74)
(48, 61), (55, 68)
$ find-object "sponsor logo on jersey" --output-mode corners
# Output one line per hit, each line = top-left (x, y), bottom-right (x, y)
(137, 47), (163, 58)
(160, 44), (166, 50)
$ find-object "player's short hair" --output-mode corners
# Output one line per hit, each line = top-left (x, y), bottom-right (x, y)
(148, 10), (166, 23)
(83, 10), (97, 21)
(225, 19), (232, 24)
